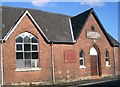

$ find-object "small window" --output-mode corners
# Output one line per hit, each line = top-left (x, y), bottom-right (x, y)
(105, 50), (110, 66)
(91, 25), (95, 31)
(79, 50), (85, 66)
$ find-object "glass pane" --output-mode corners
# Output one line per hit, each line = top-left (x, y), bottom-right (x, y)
(16, 59), (25, 68)
(16, 36), (23, 43)
(80, 59), (83, 65)
(25, 59), (31, 67)
(106, 51), (109, 57)
(80, 51), (83, 57)
(32, 52), (38, 59)
(24, 44), (31, 51)
(16, 52), (23, 59)
(106, 58), (108, 61)
(16, 44), (22, 51)
(31, 59), (39, 68)
(24, 36), (30, 43)
(32, 37), (38, 43)
(32, 45), (38, 51)
(24, 52), (31, 59)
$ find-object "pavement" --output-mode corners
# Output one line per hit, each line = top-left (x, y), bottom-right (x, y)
(2, 76), (120, 87)
(55, 76), (120, 87)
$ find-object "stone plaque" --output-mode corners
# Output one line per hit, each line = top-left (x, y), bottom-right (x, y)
(86, 31), (101, 39)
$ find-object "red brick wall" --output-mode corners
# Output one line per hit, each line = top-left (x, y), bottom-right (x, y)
(54, 13), (115, 81)
(2, 13), (119, 84)
(2, 15), (52, 84)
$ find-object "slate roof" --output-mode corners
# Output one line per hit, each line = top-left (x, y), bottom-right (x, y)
(0, 6), (119, 47)
(71, 8), (93, 40)
(0, 6), (72, 43)
(71, 8), (119, 47)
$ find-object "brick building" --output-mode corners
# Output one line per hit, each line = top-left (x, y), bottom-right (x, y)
(0, 6), (119, 86)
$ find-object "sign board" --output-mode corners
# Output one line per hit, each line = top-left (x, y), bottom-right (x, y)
(64, 49), (76, 63)
(86, 31), (101, 39)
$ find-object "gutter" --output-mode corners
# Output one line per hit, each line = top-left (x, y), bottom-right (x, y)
(50, 41), (55, 84)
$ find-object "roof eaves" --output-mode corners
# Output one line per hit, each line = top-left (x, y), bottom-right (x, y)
(3, 9), (27, 41)
(92, 10), (119, 47)
(52, 41), (75, 44)
(74, 8), (93, 40)
(26, 10), (50, 43)
(107, 33), (120, 47)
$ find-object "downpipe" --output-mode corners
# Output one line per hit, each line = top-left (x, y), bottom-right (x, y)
(0, 40), (4, 86)
(113, 46), (116, 76)
(51, 41), (55, 85)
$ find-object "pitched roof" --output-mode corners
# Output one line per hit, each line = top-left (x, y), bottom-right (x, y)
(106, 33), (120, 47)
(71, 8), (119, 47)
(1, 6), (73, 43)
(0, 6), (119, 46)
(71, 8), (93, 40)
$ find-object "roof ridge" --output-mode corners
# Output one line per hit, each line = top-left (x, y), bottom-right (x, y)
(1, 5), (71, 17)
(72, 8), (93, 18)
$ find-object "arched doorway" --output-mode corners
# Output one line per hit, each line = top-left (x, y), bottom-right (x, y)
(90, 45), (101, 76)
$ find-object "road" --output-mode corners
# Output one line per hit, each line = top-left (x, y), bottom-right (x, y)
(77, 80), (120, 87)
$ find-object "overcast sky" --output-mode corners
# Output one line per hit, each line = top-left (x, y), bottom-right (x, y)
(1, 1), (119, 41)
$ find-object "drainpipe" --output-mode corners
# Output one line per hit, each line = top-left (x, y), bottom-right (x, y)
(51, 41), (55, 84)
(0, 39), (3, 86)
(113, 45), (116, 76)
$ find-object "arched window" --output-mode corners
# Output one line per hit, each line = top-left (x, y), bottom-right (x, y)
(105, 50), (110, 66)
(16, 32), (39, 69)
(79, 50), (85, 67)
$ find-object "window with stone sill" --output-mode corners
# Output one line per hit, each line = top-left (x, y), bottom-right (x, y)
(16, 32), (39, 69)
(105, 50), (110, 66)
(79, 50), (85, 67)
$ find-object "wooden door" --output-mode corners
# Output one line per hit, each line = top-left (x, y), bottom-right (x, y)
(90, 55), (98, 76)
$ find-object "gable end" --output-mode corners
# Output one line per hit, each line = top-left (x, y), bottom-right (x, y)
(3, 10), (50, 43)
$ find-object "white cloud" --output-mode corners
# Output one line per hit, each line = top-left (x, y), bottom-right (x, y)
(32, 0), (50, 7)
(80, 0), (105, 7)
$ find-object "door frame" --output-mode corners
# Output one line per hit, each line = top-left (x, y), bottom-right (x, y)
(90, 45), (102, 77)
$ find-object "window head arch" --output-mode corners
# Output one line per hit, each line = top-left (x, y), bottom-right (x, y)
(80, 50), (84, 57)
(16, 32), (39, 69)
(90, 46), (98, 55)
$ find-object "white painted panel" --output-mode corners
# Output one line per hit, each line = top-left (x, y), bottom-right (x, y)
(90, 47), (98, 55)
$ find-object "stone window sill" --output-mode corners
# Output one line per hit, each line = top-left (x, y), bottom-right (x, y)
(15, 68), (41, 72)
(80, 66), (86, 69)
(106, 65), (110, 67)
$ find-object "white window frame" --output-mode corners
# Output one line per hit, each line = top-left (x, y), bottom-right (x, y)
(15, 32), (40, 71)
(79, 50), (86, 68)
(105, 50), (110, 67)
